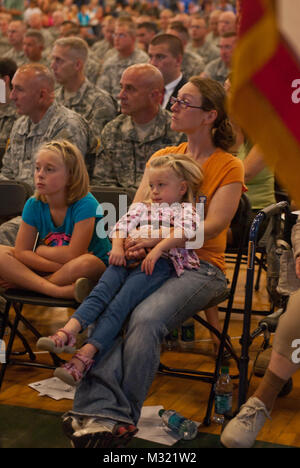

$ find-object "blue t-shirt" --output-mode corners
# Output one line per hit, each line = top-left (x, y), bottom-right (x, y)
(22, 193), (111, 266)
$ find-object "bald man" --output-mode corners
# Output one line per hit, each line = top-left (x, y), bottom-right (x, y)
(92, 63), (186, 191)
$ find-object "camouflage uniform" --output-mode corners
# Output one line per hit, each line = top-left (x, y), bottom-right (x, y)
(205, 31), (220, 48)
(96, 48), (149, 99)
(0, 101), (99, 246)
(0, 36), (11, 56)
(0, 101), (98, 187)
(91, 39), (113, 60)
(92, 107), (186, 190)
(182, 50), (205, 80)
(3, 47), (27, 66)
(85, 53), (102, 85)
(186, 41), (220, 65)
(0, 101), (18, 154)
(55, 78), (117, 138)
(203, 57), (229, 85)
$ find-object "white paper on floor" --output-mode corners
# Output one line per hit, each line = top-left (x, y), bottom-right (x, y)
(29, 377), (75, 400)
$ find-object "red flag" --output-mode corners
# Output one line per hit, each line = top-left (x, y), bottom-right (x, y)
(230, 0), (300, 208)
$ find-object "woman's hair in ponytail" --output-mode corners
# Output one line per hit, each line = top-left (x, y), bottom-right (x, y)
(189, 76), (236, 151)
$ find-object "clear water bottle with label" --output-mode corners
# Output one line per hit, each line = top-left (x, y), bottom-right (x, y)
(213, 366), (233, 424)
(158, 409), (198, 440)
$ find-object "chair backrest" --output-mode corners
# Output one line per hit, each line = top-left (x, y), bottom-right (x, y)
(227, 193), (252, 250)
(90, 185), (134, 236)
(0, 180), (33, 219)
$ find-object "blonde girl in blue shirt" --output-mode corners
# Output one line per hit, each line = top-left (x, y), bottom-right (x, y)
(0, 140), (110, 299)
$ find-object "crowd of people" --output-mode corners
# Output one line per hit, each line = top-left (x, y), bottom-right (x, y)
(0, 0), (298, 451)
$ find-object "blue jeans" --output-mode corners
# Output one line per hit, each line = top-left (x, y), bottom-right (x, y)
(72, 258), (172, 354)
(68, 260), (227, 426)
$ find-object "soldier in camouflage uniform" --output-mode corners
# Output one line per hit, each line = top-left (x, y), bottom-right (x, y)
(0, 13), (12, 56)
(3, 20), (27, 66)
(202, 32), (237, 85)
(92, 64), (186, 191)
(96, 17), (148, 99)
(186, 16), (220, 65)
(52, 37), (117, 138)
(91, 16), (115, 61)
(23, 30), (50, 67)
(58, 21), (102, 86)
(0, 58), (18, 155)
(0, 64), (98, 245)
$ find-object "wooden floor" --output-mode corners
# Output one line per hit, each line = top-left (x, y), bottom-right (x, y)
(1, 263), (300, 448)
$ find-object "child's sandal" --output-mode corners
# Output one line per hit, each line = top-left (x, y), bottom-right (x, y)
(36, 328), (76, 354)
(54, 352), (94, 386)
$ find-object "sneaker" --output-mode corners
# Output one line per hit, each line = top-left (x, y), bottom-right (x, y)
(62, 414), (85, 438)
(220, 397), (271, 448)
(70, 418), (138, 449)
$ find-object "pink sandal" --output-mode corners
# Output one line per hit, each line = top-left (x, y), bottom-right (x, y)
(36, 329), (76, 354)
(54, 352), (94, 386)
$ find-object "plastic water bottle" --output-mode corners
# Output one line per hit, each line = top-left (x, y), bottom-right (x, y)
(213, 366), (233, 424)
(159, 409), (198, 440)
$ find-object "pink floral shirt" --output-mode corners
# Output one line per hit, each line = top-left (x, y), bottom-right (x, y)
(111, 202), (201, 276)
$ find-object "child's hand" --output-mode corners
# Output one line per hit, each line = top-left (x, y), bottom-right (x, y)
(141, 246), (162, 275)
(295, 256), (300, 279)
(109, 246), (126, 266)
(125, 246), (147, 260)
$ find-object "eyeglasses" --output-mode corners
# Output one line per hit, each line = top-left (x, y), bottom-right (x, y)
(170, 96), (204, 110)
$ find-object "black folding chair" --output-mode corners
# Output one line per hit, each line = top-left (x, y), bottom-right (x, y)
(158, 194), (251, 426)
(0, 290), (79, 391)
(0, 180), (32, 223)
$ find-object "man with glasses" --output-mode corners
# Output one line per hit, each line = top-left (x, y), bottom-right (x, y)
(201, 32), (237, 85)
(148, 33), (187, 111)
(187, 15), (220, 65)
(96, 17), (148, 100)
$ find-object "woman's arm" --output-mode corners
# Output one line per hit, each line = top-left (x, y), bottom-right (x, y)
(14, 221), (63, 272)
(243, 145), (268, 183)
(35, 217), (95, 264)
(203, 182), (242, 241)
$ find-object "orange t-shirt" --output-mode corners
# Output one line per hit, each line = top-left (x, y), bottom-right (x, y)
(148, 143), (245, 272)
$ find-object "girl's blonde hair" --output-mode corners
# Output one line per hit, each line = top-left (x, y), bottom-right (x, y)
(34, 139), (89, 205)
(149, 153), (203, 203)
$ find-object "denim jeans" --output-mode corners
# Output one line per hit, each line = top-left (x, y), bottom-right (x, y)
(68, 260), (227, 426)
(72, 258), (172, 354)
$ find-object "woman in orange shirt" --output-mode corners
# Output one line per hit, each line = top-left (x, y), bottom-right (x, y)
(63, 77), (244, 448)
